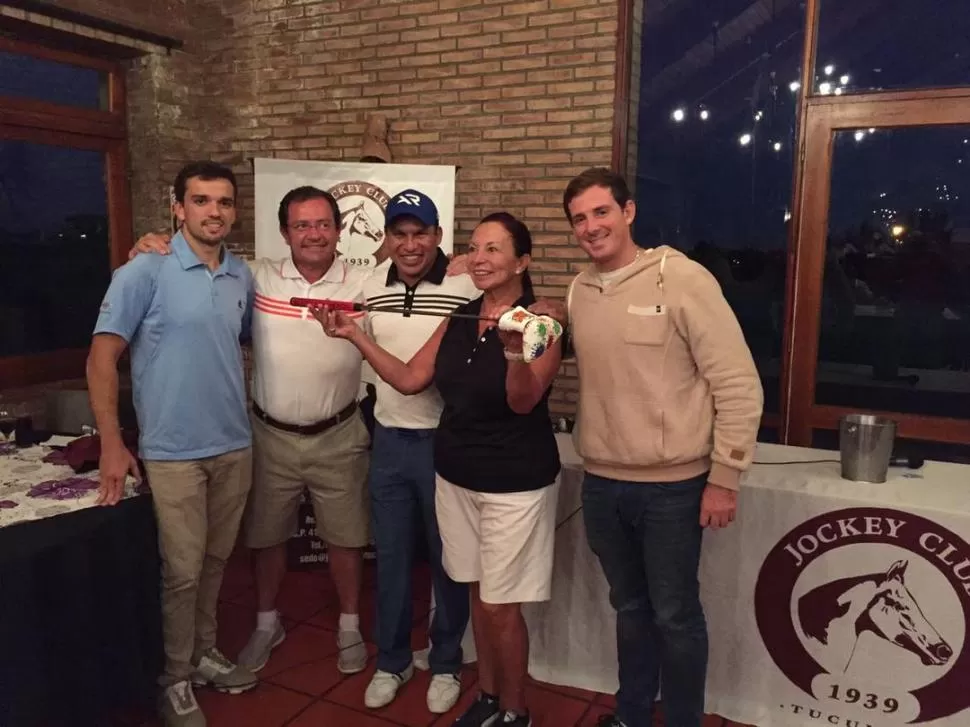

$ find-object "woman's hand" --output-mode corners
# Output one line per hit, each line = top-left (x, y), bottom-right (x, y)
(310, 306), (360, 340)
(446, 253), (469, 276)
(128, 232), (172, 260)
(498, 329), (524, 354)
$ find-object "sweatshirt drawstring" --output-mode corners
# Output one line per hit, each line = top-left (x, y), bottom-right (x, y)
(657, 249), (668, 294)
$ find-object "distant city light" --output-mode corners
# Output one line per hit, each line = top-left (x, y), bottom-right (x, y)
(754, 110), (764, 122)
(739, 133), (753, 146)
(699, 108), (710, 121)
(891, 224), (906, 237)
(784, 209), (792, 222)
(789, 81), (800, 92)
(773, 141), (782, 152)
(834, 87), (844, 95)
(819, 82), (832, 95)
(840, 74), (850, 85)
(671, 108), (686, 122)
(854, 130), (865, 141)
(869, 128), (876, 134)
(824, 64), (835, 76)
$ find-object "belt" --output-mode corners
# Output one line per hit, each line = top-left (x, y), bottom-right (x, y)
(252, 400), (357, 436)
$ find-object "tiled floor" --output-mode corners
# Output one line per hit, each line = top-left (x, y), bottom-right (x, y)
(127, 550), (751, 727)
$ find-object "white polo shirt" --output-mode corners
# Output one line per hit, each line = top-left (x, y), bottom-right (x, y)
(364, 251), (480, 430)
(251, 256), (368, 425)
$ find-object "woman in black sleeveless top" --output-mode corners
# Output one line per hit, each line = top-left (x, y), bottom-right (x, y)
(316, 213), (561, 727)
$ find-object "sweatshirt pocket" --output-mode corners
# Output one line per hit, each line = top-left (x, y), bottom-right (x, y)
(624, 304), (668, 346)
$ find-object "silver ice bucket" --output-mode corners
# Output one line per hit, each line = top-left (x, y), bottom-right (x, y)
(839, 414), (896, 483)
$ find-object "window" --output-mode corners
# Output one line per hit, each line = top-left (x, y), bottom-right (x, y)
(0, 37), (131, 387)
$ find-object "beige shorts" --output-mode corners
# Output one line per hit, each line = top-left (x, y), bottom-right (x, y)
(434, 474), (558, 605)
(245, 411), (370, 549)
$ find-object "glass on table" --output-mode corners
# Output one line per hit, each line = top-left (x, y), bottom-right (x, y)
(0, 402), (14, 444)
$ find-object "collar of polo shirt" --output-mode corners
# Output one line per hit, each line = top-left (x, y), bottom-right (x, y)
(280, 255), (346, 284)
(385, 248), (448, 287)
(171, 231), (243, 277)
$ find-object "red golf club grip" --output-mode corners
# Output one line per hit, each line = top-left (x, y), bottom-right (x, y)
(289, 297), (363, 312)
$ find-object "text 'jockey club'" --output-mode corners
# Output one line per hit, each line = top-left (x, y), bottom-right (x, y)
(783, 516), (970, 586)
(329, 182), (389, 207)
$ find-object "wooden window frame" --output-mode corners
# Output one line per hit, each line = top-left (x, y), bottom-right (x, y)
(779, 0), (970, 446)
(0, 36), (132, 388)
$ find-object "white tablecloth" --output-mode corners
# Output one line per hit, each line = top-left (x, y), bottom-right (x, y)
(0, 437), (140, 528)
(529, 435), (970, 727)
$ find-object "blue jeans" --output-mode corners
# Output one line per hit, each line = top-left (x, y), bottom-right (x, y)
(582, 473), (708, 727)
(369, 424), (469, 675)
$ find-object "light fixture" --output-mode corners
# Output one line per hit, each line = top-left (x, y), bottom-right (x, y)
(671, 108), (686, 122)
(699, 108), (710, 121)
(789, 81), (800, 92)
(739, 133), (752, 146)
(819, 82), (832, 95)
(840, 74), (850, 85)
(854, 130), (865, 141)
(824, 64), (835, 76)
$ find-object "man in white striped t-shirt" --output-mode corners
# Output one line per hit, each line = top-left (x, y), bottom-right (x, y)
(361, 190), (479, 715)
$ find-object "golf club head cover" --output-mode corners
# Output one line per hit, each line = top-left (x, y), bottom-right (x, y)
(497, 306), (564, 363)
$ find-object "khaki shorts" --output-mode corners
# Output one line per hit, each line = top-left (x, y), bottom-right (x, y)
(435, 474), (558, 605)
(245, 411), (370, 549)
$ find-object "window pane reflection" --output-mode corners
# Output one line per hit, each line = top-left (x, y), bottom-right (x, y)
(635, 0), (804, 412)
(815, 125), (970, 418)
(0, 51), (107, 110)
(0, 139), (110, 356)
(815, 0), (970, 95)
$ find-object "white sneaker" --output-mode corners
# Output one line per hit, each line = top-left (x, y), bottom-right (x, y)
(238, 622), (286, 672)
(427, 672), (461, 713)
(337, 629), (368, 674)
(191, 647), (258, 694)
(364, 663), (414, 709)
(159, 680), (206, 727)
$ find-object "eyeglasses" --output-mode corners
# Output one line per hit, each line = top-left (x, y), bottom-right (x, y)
(289, 220), (335, 233)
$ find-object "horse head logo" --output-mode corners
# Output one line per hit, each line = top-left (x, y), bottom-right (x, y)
(798, 559), (953, 672)
(341, 200), (384, 242)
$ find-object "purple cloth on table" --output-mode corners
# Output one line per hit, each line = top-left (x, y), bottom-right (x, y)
(28, 477), (99, 501)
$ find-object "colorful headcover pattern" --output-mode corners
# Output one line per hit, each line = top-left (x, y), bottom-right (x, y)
(497, 306), (564, 363)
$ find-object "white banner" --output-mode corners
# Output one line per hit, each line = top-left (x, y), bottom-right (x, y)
(252, 158), (456, 266)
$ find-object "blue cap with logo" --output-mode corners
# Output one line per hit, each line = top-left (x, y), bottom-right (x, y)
(384, 189), (439, 228)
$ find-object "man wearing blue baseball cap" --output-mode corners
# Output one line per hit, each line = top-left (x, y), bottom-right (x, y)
(360, 189), (479, 715)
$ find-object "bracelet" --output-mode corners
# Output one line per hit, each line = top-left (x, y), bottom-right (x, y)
(503, 349), (525, 361)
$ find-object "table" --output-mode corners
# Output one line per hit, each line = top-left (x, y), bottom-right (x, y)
(528, 435), (970, 727)
(0, 438), (163, 727)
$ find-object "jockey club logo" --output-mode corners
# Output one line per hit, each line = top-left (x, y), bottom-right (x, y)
(328, 180), (389, 267)
(754, 507), (970, 725)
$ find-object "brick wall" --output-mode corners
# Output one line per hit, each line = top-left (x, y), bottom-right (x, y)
(195, 0), (623, 414)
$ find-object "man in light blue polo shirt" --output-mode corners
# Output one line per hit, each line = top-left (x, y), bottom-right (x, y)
(87, 161), (257, 727)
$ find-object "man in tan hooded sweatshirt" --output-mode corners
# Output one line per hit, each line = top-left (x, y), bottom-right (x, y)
(536, 168), (763, 727)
